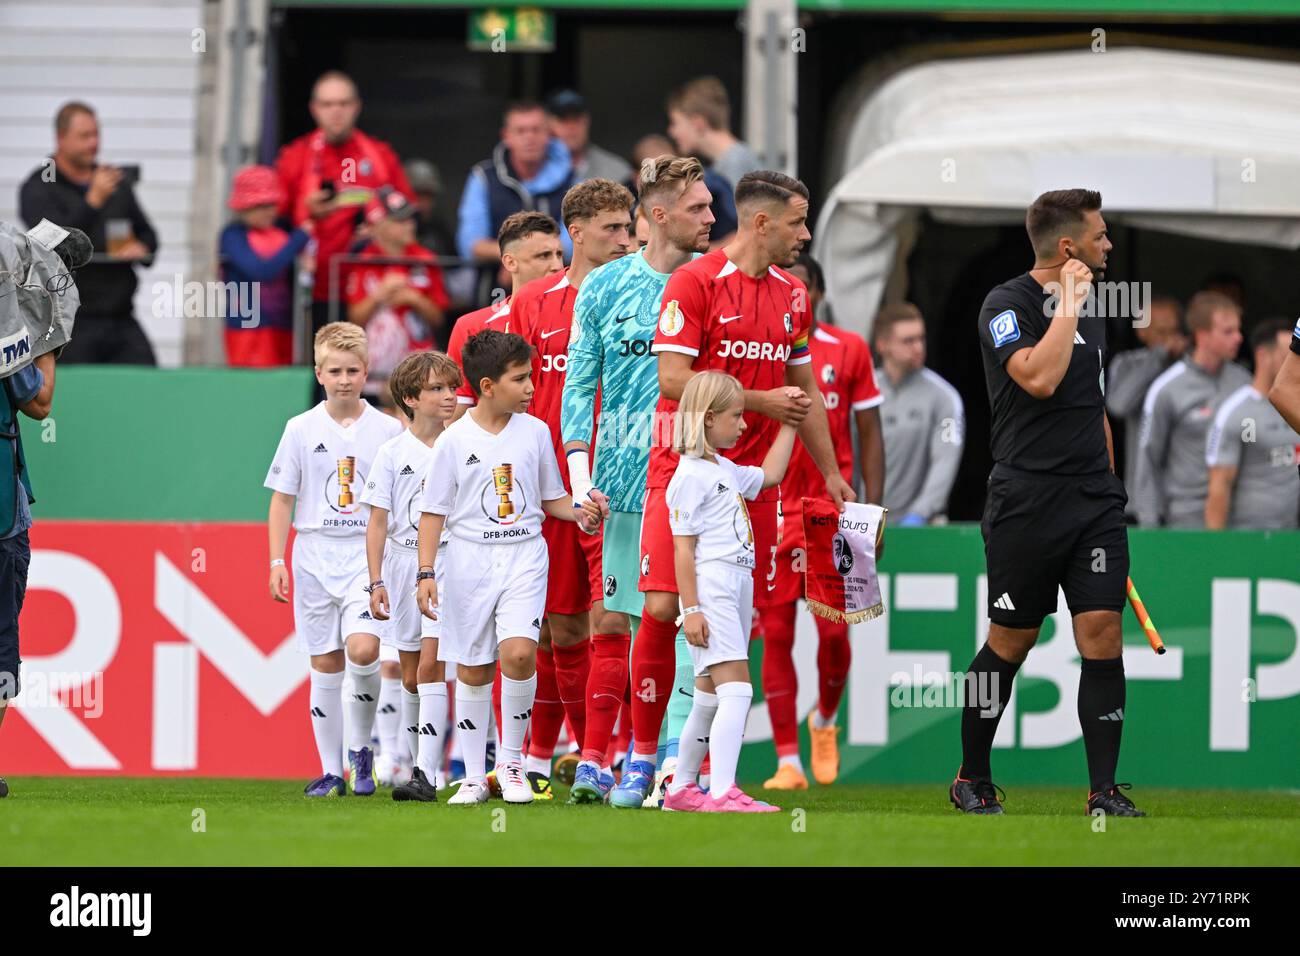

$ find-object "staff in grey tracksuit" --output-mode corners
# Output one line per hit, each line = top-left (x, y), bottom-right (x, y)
(873, 303), (964, 525)
(1105, 295), (1186, 520)
(1205, 321), (1300, 529)
(1139, 291), (1250, 527)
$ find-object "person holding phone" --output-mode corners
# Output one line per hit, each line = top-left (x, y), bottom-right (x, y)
(18, 101), (159, 364)
(275, 71), (414, 337)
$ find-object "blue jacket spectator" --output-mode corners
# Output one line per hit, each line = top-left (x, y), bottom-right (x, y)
(457, 102), (575, 268)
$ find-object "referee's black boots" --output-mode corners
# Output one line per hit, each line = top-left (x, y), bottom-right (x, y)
(950, 773), (1005, 814)
(1087, 782), (1146, 817)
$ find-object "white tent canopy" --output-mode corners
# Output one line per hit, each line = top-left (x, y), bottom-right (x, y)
(814, 47), (1300, 342)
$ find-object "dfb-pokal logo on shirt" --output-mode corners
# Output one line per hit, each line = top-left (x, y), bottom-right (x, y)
(480, 462), (526, 526)
(325, 457), (362, 514)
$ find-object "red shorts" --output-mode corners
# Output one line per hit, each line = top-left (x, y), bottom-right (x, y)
(542, 517), (593, 616)
(640, 487), (783, 609)
(580, 521), (603, 606)
(768, 497), (806, 606)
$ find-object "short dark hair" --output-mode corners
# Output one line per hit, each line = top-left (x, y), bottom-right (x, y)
(1250, 318), (1293, 353)
(389, 351), (462, 420)
(735, 170), (809, 214)
(55, 101), (95, 135)
(462, 330), (532, 397)
(498, 211), (559, 254)
(312, 70), (358, 101)
(1025, 189), (1103, 258)
(503, 100), (545, 125)
(791, 252), (824, 293)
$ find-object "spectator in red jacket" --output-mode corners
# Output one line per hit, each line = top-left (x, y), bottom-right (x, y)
(275, 70), (413, 334)
(346, 187), (450, 397)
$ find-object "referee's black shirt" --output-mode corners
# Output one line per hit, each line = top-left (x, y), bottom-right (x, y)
(978, 272), (1109, 475)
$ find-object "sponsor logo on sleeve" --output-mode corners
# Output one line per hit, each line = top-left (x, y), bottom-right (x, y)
(990, 310), (1020, 348)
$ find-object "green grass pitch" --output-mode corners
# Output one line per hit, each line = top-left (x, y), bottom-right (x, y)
(5, 777), (1298, 866)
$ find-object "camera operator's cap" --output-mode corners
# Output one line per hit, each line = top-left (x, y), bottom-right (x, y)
(365, 185), (417, 224)
(545, 89), (588, 118)
(228, 165), (285, 210)
(404, 159), (442, 196)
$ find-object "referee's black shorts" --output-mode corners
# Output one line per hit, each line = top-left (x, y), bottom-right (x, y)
(981, 464), (1129, 630)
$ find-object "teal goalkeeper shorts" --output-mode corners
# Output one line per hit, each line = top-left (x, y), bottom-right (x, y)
(601, 510), (644, 617)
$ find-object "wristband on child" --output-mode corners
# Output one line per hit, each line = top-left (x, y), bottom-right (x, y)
(270, 558), (285, 568)
(676, 605), (702, 626)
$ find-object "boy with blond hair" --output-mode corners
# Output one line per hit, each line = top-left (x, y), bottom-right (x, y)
(266, 322), (404, 797)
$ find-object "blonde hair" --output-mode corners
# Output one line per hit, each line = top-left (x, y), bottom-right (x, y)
(637, 155), (705, 206)
(314, 321), (368, 368)
(673, 371), (743, 458)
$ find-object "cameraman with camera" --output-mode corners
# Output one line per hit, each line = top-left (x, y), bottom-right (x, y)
(18, 101), (157, 365)
(0, 347), (55, 798)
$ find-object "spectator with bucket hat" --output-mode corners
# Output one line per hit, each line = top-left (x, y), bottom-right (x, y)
(219, 165), (312, 367)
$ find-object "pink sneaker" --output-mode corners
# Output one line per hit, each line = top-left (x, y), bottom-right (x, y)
(703, 785), (780, 813)
(662, 782), (708, 812)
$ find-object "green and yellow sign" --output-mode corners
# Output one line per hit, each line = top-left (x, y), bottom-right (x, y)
(468, 7), (555, 52)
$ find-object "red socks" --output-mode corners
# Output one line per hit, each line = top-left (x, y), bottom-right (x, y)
(552, 637), (591, 753)
(528, 646), (564, 760)
(815, 617), (850, 720)
(760, 602), (800, 758)
(608, 692), (632, 766)
(582, 633), (630, 764)
(630, 611), (678, 755)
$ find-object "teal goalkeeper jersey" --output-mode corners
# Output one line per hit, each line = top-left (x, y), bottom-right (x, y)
(561, 248), (682, 513)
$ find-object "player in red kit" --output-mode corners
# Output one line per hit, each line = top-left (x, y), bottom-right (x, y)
(610, 170), (854, 808)
(447, 212), (564, 421)
(508, 179), (631, 797)
(759, 253), (885, 791)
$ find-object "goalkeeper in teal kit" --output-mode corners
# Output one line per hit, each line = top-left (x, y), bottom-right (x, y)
(561, 155), (715, 804)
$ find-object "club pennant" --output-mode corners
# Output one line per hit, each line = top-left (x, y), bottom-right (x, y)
(802, 498), (887, 624)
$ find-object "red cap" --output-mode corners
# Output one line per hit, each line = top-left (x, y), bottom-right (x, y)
(365, 185), (417, 224)
(228, 165), (284, 211)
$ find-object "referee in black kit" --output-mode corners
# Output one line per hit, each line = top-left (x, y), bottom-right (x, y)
(950, 189), (1143, 817)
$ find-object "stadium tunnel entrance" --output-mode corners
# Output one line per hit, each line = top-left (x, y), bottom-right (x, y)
(814, 45), (1300, 520)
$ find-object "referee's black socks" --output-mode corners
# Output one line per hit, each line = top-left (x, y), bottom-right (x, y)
(959, 642), (1020, 781)
(1078, 655), (1126, 794)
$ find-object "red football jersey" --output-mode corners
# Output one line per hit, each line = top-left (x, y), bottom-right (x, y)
(509, 271), (579, 486)
(781, 324), (882, 504)
(447, 297), (511, 405)
(344, 242), (450, 377)
(648, 249), (812, 501)
(274, 129), (413, 301)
